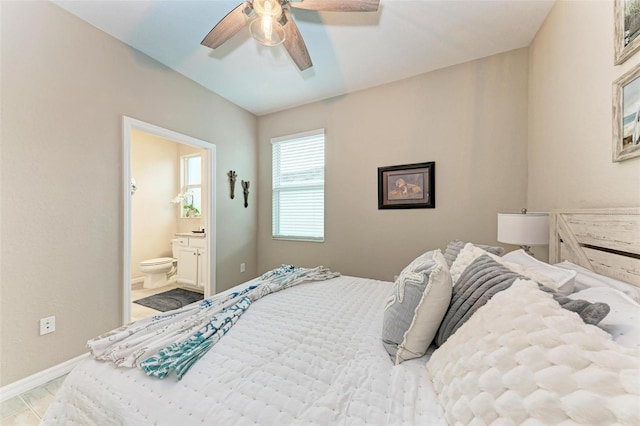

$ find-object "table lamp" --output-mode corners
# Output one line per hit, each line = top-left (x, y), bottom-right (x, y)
(497, 209), (549, 256)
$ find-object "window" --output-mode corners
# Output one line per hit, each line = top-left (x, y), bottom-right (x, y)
(272, 129), (325, 241)
(181, 154), (202, 218)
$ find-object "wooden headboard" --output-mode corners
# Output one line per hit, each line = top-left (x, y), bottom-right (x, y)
(549, 208), (640, 287)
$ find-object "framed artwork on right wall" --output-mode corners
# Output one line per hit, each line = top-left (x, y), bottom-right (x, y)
(614, 0), (640, 64)
(613, 63), (640, 162)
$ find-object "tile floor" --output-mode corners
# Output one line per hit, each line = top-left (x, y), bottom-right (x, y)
(0, 375), (66, 425)
(0, 283), (185, 424)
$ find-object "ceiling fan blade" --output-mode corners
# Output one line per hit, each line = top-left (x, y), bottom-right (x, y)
(282, 9), (312, 71)
(289, 0), (379, 12)
(201, 3), (250, 49)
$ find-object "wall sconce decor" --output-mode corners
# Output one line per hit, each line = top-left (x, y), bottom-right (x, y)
(241, 180), (250, 208)
(227, 170), (237, 199)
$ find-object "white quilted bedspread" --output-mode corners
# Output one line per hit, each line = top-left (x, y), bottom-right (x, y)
(42, 276), (446, 425)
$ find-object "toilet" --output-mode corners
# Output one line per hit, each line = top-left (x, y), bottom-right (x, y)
(139, 239), (179, 289)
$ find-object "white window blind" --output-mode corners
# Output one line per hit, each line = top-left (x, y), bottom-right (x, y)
(272, 129), (325, 241)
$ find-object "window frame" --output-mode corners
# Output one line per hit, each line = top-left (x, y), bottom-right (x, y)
(271, 128), (325, 242)
(180, 153), (202, 218)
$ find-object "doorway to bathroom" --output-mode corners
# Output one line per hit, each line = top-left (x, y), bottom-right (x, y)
(122, 117), (216, 325)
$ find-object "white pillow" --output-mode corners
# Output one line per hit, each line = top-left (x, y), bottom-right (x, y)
(502, 249), (577, 295)
(449, 243), (558, 290)
(556, 261), (640, 303)
(569, 287), (640, 350)
(426, 279), (640, 425)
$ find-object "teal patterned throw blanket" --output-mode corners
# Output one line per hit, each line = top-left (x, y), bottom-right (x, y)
(87, 265), (340, 380)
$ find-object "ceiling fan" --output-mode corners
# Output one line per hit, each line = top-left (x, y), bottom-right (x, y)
(201, 0), (380, 71)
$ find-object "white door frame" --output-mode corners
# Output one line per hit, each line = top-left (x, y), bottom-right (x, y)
(122, 116), (216, 325)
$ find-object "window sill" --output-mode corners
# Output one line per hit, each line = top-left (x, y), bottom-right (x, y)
(272, 237), (324, 243)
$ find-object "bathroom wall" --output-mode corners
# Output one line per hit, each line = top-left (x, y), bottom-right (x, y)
(130, 130), (180, 280)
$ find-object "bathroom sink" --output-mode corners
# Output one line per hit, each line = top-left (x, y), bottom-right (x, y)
(174, 232), (205, 238)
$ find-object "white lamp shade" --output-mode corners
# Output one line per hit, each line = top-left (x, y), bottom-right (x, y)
(497, 212), (549, 246)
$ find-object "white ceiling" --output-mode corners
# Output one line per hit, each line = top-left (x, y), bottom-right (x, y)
(53, 0), (555, 116)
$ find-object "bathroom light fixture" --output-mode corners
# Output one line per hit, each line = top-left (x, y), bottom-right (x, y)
(497, 209), (549, 256)
(249, 0), (286, 46)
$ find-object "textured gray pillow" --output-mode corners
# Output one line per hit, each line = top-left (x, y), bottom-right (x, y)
(444, 240), (504, 267)
(435, 255), (610, 346)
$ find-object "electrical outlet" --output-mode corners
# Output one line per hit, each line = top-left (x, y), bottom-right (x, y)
(40, 316), (55, 335)
(240, 263), (246, 273)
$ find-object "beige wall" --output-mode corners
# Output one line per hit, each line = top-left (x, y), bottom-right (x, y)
(0, 1), (257, 386)
(257, 48), (530, 281)
(528, 0), (640, 210)
(130, 130), (180, 279)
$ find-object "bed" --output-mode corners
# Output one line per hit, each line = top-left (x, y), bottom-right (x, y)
(42, 208), (640, 425)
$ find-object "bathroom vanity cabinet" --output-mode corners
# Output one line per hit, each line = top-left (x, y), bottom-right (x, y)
(176, 235), (207, 289)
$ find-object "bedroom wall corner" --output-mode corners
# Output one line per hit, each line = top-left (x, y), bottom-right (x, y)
(256, 48), (530, 281)
(527, 0), (640, 211)
(0, 1), (258, 387)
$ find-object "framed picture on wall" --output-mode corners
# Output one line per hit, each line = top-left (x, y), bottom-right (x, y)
(613, 64), (640, 162)
(614, 0), (640, 64)
(378, 162), (435, 209)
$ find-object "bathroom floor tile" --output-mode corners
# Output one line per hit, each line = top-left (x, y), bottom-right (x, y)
(130, 302), (160, 322)
(131, 283), (179, 301)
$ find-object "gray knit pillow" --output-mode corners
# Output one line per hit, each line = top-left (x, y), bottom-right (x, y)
(443, 240), (504, 267)
(537, 286), (611, 325)
(435, 255), (610, 346)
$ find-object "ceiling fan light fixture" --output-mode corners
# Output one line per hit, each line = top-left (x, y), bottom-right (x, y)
(203, 0), (381, 70)
(249, 15), (286, 46)
(249, 0), (286, 46)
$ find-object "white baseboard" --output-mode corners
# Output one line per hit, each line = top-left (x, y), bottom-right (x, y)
(0, 353), (89, 402)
